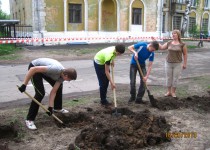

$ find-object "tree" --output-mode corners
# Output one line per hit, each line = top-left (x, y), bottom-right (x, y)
(0, 0), (9, 19)
(0, 10), (9, 19)
(181, 0), (192, 36)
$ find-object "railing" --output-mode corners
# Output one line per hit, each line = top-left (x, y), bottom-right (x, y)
(11, 25), (33, 38)
(0, 25), (33, 45)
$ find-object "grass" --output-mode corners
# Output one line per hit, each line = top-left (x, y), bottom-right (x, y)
(49, 48), (101, 56)
(63, 98), (90, 107)
(0, 44), (23, 60)
(0, 53), (22, 60)
(73, 48), (101, 55)
(176, 85), (189, 97)
(3, 108), (28, 140)
(187, 45), (197, 49)
(150, 75), (210, 98)
(0, 44), (22, 56)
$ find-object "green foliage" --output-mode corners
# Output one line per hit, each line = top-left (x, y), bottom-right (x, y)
(188, 24), (199, 38)
(0, 44), (21, 56)
(196, 0), (200, 5)
(0, 9), (9, 19)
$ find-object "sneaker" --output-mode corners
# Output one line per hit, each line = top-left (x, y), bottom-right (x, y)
(53, 108), (69, 114)
(25, 120), (37, 130)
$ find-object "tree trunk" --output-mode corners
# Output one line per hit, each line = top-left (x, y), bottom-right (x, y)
(181, 0), (192, 37)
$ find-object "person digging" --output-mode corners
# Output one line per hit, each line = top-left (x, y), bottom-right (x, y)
(93, 44), (125, 107)
(128, 41), (159, 104)
(18, 58), (77, 130)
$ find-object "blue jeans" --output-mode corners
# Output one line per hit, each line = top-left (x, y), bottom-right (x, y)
(94, 61), (109, 103)
(130, 64), (146, 100)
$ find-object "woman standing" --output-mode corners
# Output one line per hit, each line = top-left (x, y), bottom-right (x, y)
(159, 30), (188, 97)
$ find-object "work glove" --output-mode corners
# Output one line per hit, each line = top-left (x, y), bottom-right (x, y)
(18, 84), (26, 93)
(46, 107), (53, 116)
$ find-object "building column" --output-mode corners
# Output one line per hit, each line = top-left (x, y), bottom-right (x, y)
(156, 0), (163, 38)
(98, 1), (101, 31)
(63, 0), (67, 32)
(84, 0), (88, 31)
(116, 0), (120, 31)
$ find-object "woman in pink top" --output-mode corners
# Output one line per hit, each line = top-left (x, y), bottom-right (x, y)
(159, 30), (188, 98)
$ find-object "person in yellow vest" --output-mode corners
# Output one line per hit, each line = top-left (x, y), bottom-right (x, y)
(94, 44), (125, 106)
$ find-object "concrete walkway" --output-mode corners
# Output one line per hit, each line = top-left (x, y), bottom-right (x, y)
(0, 43), (210, 104)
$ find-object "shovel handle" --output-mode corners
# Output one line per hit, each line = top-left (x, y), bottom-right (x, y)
(111, 65), (117, 108)
(136, 60), (148, 90)
(17, 85), (64, 124)
(135, 61), (157, 107)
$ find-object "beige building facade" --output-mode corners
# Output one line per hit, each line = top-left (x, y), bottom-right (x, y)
(162, 0), (210, 37)
(9, 0), (210, 45)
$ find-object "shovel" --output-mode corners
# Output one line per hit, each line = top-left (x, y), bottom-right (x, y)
(16, 85), (65, 126)
(135, 60), (158, 107)
(111, 65), (121, 116)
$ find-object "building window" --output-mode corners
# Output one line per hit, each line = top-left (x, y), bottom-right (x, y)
(173, 16), (182, 30)
(176, 0), (185, 4)
(202, 18), (209, 31)
(191, 0), (196, 7)
(69, 3), (82, 23)
(23, 8), (25, 25)
(204, 0), (209, 8)
(162, 14), (165, 32)
(19, 10), (21, 24)
(189, 17), (196, 31)
(132, 8), (142, 25)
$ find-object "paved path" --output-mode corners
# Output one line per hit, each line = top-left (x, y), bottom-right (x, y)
(0, 45), (210, 104)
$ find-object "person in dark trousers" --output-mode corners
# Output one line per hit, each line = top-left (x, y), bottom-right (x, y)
(128, 41), (159, 104)
(197, 31), (205, 47)
(18, 58), (77, 130)
(94, 44), (125, 106)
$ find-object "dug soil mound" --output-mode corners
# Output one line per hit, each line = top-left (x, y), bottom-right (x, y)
(61, 108), (171, 150)
(156, 95), (210, 113)
(0, 121), (22, 150)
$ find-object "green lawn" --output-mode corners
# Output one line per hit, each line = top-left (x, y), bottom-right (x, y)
(0, 44), (21, 56)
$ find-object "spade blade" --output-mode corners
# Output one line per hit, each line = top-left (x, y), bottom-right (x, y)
(148, 94), (158, 108)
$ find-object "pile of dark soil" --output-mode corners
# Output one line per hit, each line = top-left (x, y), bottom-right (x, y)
(65, 108), (171, 149)
(156, 95), (210, 113)
(0, 121), (22, 150)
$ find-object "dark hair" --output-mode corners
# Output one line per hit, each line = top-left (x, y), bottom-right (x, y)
(63, 68), (77, 80)
(150, 41), (159, 50)
(115, 44), (125, 54)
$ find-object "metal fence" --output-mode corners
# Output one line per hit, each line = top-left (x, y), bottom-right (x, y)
(11, 25), (33, 38)
(0, 25), (33, 45)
